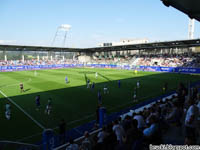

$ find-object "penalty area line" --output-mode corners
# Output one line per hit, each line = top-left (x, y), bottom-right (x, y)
(0, 90), (45, 130)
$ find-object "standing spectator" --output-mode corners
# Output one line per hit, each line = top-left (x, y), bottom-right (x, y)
(59, 119), (66, 144)
(118, 80), (121, 88)
(197, 94), (200, 116)
(97, 91), (102, 105)
(112, 120), (125, 144)
(5, 102), (11, 120)
(97, 126), (108, 144)
(133, 113), (146, 130)
(35, 95), (40, 111)
(81, 131), (92, 150)
(184, 99), (199, 144)
(102, 123), (117, 150)
(96, 105), (100, 124)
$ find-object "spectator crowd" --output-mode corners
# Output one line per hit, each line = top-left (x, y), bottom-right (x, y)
(131, 53), (200, 68)
(1, 53), (200, 68)
(92, 53), (200, 68)
(0, 59), (80, 66)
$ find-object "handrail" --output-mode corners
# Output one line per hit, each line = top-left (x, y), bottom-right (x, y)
(53, 128), (101, 150)
(0, 140), (39, 147)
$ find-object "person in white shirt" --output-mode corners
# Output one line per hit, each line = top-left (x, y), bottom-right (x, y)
(5, 110), (11, 120)
(137, 81), (140, 88)
(5, 103), (11, 120)
(103, 84), (109, 94)
(97, 126), (108, 143)
(133, 113), (146, 129)
(133, 88), (137, 102)
(112, 120), (125, 143)
(95, 72), (98, 78)
(184, 99), (199, 143)
(81, 131), (92, 150)
(197, 101), (200, 116)
(185, 100), (199, 128)
(5, 103), (10, 112)
(87, 79), (90, 88)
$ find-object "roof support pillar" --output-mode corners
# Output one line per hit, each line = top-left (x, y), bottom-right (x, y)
(37, 55), (40, 61)
(3, 50), (7, 61)
(22, 55), (24, 62)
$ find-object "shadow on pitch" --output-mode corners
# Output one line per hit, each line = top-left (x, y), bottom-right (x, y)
(0, 71), (199, 142)
(24, 88), (31, 92)
(98, 73), (112, 82)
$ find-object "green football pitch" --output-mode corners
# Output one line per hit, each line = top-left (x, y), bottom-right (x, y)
(0, 68), (199, 143)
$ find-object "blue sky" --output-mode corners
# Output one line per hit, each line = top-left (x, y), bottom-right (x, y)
(0, 0), (199, 48)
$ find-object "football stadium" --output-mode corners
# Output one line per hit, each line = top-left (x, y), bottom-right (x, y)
(1, 0), (200, 150)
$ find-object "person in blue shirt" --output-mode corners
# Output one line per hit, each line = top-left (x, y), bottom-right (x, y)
(92, 82), (95, 89)
(118, 80), (121, 88)
(143, 115), (159, 137)
(98, 90), (102, 105)
(35, 95), (40, 111)
(65, 76), (68, 84)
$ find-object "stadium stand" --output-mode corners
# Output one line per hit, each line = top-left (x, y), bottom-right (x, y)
(51, 83), (200, 150)
(1, 49), (200, 150)
(51, 82), (200, 150)
(1, 53), (200, 68)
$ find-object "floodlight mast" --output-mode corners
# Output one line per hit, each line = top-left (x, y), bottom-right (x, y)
(51, 24), (71, 47)
(188, 19), (195, 39)
(188, 19), (195, 56)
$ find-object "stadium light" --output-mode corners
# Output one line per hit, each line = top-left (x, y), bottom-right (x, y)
(59, 24), (71, 31)
(51, 24), (72, 47)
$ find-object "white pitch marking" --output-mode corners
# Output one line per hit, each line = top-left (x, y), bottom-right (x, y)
(0, 90), (45, 130)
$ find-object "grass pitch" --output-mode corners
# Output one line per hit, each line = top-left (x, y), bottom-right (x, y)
(0, 68), (199, 143)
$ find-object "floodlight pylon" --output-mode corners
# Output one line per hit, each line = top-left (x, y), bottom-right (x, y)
(188, 19), (195, 39)
(51, 24), (71, 47)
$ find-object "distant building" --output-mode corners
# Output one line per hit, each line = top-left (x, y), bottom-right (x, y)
(98, 38), (149, 47)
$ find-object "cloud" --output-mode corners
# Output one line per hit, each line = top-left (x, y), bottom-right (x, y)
(0, 40), (17, 45)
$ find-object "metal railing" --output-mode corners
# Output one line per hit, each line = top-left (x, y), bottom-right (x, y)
(0, 140), (40, 150)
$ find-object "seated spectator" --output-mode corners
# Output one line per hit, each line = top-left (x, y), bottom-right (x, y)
(143, 115), (159, 137)
(146, 107), (159, 125)
(126, 119), (143, 149)
(66, 138), (79, 150)
(122, 115), (132, 132)
(165, 101), (181, 124)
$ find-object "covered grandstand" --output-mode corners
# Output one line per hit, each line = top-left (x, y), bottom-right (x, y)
(1, 38), (200, 150)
